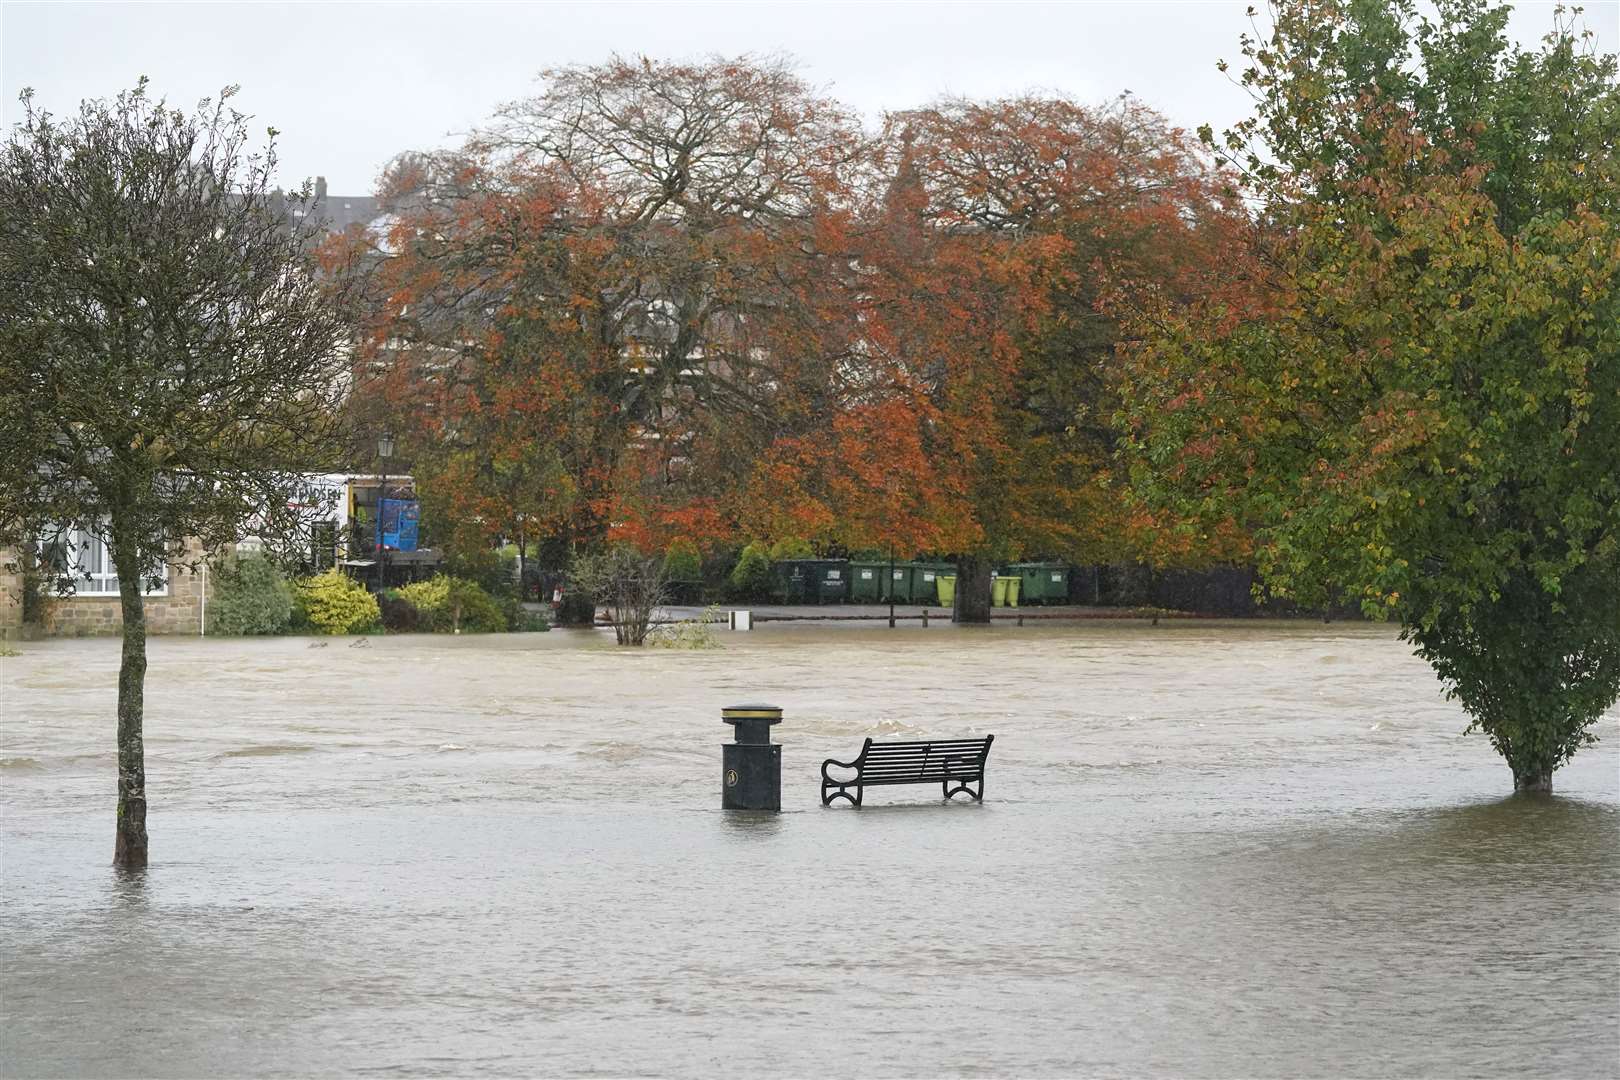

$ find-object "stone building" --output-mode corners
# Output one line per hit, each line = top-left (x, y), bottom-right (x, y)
(0, 538), (213, 640)
(2, 178), (380, 643)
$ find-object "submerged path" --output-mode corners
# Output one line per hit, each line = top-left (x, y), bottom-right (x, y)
(2, 622), (1616, 1077)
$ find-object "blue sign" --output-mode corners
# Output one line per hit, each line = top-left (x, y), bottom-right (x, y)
(378, 498), (420, 552)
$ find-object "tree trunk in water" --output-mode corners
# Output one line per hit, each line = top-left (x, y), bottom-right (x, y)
(112, 542), (149, 869)
(954, 554), (993, 624)
(1513, 766), (1554, 793)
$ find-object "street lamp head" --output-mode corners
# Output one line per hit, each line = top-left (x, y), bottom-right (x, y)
(377, 432), (395, 459)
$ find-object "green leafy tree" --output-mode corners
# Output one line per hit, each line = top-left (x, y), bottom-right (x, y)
(767, 537), (814, 562)
(208, 556), (295, 635)
(0, 82), (356, 865)
(729, 541), (773, 599)
(662, 537), (702, 582)
(1119, 1), (1620, 790)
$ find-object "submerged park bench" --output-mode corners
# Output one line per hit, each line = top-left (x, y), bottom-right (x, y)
(820, 735), (994, 806)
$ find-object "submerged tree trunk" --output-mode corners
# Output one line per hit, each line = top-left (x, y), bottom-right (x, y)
(954, 554), (993, 624)
(112, 540), (149, 869)
(1514, 767), (1554, 793)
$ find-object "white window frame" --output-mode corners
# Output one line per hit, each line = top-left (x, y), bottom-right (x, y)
(57, 528), (168, 598)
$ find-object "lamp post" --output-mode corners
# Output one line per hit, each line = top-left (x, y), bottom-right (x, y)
(888, 542), (896, 629)
(376, 431), (394, 591)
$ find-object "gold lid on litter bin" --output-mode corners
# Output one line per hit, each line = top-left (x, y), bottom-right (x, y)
(721, 704), (782, 720)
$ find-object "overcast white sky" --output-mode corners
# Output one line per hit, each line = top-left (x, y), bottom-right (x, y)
(4, 1), (1615, 196)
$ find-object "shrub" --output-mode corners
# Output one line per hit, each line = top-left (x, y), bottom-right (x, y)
(505, 599), (550, 632)
(555, 585), (596, 626)
(397, 575), (508, 633)
(663, 537), (702, 581)
(442, 548), (518, 599)
(767, 536), (813, 561)
(207, 556), (295, 635)
(378, 591), (421, 633)
(569, 546), (666, 646)
(650, 605), (722, 649)
(296, 569), (381, 635)
(730, 541), (773, 599)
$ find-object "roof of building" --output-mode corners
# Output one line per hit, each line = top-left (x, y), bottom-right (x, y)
(269, 176), (382, 237)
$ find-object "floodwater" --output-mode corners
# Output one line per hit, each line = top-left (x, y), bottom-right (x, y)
(2, 620), (1617, 1078)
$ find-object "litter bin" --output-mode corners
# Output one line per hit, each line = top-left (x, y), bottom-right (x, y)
(1005, 575), (1021, 607)
(992, 575), (1010, 607)
(721, 703), (781, 812)
(850, 562), (884, 602)
(936, 573), (957, 608)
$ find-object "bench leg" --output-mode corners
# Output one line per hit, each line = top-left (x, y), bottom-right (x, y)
(822, 782), (862, 807)
(943, 778), (983, 802)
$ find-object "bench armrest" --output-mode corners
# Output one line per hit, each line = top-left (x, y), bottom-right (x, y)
(821, 757), (862, 782)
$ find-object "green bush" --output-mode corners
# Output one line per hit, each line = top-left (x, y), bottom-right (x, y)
(296, 569), (381, 635)
(768, 537), (813, 561)
(378, 591), (421, 633)
(663, 537), (702, 581)
(650, 605), (722, 649)
(504, 598), (550, 632)
(396, 575), (507, 633)
(730, 541), (774, 599)
(208, 556), (294, 635)
(442, 548), (518, 599)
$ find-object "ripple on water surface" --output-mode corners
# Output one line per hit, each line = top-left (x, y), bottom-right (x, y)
(2, 623), (1616, 1078)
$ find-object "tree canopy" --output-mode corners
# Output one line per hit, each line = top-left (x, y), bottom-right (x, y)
(1118, 0), (1620, 788)
(0, 80), (358, 863)
(344, 58), (1245, 622)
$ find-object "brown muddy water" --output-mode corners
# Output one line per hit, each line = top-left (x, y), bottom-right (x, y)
(2, 620), (1617, 1078)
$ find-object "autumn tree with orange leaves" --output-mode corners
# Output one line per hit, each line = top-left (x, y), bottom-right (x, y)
(345, 56), (868, 580)
(843, 94), (1250, 619)
(346, 57), (1251, 628)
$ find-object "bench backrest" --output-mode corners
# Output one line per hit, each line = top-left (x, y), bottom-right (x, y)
(857, 736), (993, 781)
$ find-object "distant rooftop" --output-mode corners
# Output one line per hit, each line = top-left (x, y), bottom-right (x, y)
(270, 176), (381, 236)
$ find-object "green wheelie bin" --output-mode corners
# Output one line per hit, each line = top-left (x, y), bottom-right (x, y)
(882, 562), (913, 603)
(771, 560), (809, 604)
(850, 562), (884, 602)
(812, 560), (851, 604)
(1015, 562), (1070, 605)
(913, 562), (953, 605)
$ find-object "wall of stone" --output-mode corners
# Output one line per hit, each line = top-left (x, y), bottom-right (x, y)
(0, 551), (23, 641)
(1, 540), (214, 638)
